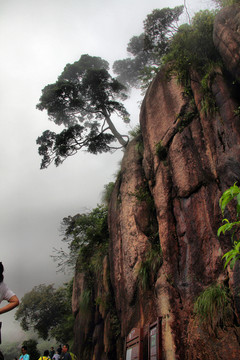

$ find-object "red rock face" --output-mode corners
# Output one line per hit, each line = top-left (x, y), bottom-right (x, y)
(213, 4), (240, 81)
(73, 6), (240, 359)
(108, 50), (240, 360)
(108, 137), (158, 333)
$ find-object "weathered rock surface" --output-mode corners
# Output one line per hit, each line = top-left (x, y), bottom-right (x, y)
(72, 6), (240, 360)
(213, 4), (240, 80)
(108, 136), (158, 331)
(137, 65), (240, 359)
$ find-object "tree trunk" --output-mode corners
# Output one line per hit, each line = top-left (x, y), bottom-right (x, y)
(104, 112), (129, 147)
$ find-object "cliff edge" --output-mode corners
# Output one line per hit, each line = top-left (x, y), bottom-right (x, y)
(72, 5), (240, 359)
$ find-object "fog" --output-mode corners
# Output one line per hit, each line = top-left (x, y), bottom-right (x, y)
(0, 0), (213, 343)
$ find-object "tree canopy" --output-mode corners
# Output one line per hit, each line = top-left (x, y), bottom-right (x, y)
(36, 54), (130, 169)
(52, 204), (109, 274)
(162, 8), (222, 116)
(15, 282), (74, 342)
(113, 6), (184, 89)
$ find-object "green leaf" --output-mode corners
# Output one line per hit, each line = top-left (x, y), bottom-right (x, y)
(223, 252), (235, 268)
(222, 240), (240, 268)
(218, 185), (240, 269)
(219, 183), (240, 214)
(217, 220), (240, 237)
(235, 240), (240, 252)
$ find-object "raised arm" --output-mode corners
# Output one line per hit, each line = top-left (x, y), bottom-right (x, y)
(0, 295), (19, 315)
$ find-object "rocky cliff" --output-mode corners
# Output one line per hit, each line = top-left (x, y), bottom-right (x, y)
(72, 5), (240, 360)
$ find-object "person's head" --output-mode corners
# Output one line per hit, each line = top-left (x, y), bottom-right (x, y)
(43, 351), (49, 357)
(0, 262), (4, 283)
(62, 345), (69, 354)
(21, 347), (27, 355)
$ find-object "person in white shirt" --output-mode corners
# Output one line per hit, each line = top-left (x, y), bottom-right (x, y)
(0, 262), (19, 360)
(52, 351), (61, 360)
(0, 262), (19, 315)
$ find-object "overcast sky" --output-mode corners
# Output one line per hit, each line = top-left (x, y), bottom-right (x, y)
(0, 0), (213, 342)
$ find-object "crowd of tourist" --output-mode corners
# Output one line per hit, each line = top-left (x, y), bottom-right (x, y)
(18, 345), (73, 360)
(0, 262), (75, 360)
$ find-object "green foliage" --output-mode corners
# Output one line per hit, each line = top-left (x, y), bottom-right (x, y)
(109, 312), (121, 338)
(128, 125), (141, 139)
(200, 62), (222, 115)
(15, 282), (73, 343)
(155, 141), (168, 160)
(130, 186), (149, 202)
(99, 293), (121, 338)
(51, 312), (74, 346)
(79, 289), (92, 315)
(89, 241), (109, 274)
(164, 10), (222, 110)
(234, 105), (240, 116)
(219, 183), (240, 214)
(222, 241), (240, 269)
(194, 284), (231, 333)
(135, 139), (144, 157)
(140, 66), (160, 90)
(128, 125), (144, 156)
(177, 106), (198, 132)
(143, 6), (183, 52)
(113, 6), (184, 89)
(164, 10), (219, 77)
(101, 182), (115, 205)
(95, 291), (121, 338)
(137, 246), (163, 291)
(129, 176), (161, 293)
(128, 184), (154, 208)
(218, 183), (240, 268)
(52, 204), (109, 273)
(22, 339), (40, 360)
(218, 219), (240, 237)
(36, 54), (129, 169)
(113, 53), (147, 89)
(54, 204), (110, 326)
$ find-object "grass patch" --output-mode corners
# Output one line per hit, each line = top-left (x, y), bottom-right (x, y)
(79, 289), (92, 315)
(194, 284), (232, 333)
(136, 246), (163, 291)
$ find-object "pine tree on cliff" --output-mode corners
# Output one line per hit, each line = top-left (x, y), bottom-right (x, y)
(112, 5), (184, 89)
(36, 54), (130, 169)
